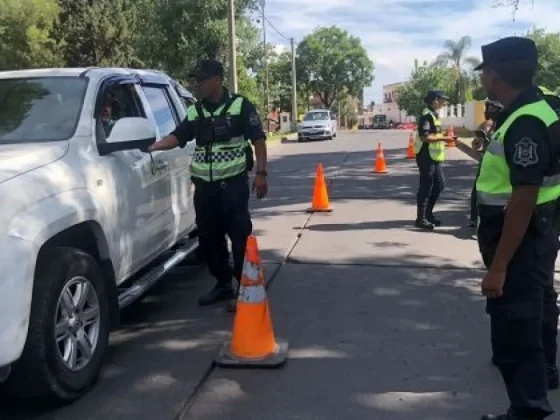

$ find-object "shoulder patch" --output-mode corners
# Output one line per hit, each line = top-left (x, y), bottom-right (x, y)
(512, 137), (539, 167)
(422, 120), (431, 130)
(249, 111), (262, 126)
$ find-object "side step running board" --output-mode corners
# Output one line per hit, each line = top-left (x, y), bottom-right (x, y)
(118, 239), (199, 309)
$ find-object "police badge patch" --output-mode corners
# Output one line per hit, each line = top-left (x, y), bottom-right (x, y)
(512, 137), (539, 167)
(422, 121), (431, 131)
(249, 112), (261, 126)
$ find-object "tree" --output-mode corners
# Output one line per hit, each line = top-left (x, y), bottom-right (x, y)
(134, 0), (256, 82)
(51, 0), (140, 67)
(433, 36), (480, 104)
(296, 26), (374, 109)
(396, 60), (455, 118)
(527, 28), (560, 92)
(0, 0), (62, 70)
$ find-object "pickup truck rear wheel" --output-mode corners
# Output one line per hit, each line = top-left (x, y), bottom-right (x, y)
(5, 247), (110, 405)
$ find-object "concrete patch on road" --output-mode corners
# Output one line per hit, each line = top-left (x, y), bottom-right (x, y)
(289, 198), (483, 269)
(184, 264), (510, 420)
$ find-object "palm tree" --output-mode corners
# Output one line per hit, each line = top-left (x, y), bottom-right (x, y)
(433, 36), (481, 104)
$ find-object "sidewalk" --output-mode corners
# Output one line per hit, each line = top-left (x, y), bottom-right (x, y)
(184, 131), (527, 419)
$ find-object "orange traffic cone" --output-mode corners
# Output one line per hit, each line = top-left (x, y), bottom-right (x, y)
(215, 235), (288, 368)
(373, 142), (388, 174)
(447, 127), (456, 147)
(307, 163), (332, 213)
(405, 132), (415, 159)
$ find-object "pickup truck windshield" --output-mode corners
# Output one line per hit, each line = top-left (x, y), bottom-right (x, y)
(0, 77), (87, 143)
(303, 111), (329, 121)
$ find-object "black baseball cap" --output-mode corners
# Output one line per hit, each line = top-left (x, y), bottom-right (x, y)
(475, 36), (537, 71)
(188, 59), (224, 81)
(424, 90), (449, 104)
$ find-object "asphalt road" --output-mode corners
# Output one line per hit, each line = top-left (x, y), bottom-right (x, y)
(3, 130), (560, 419)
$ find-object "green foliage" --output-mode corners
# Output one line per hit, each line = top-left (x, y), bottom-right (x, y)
(297, 26), (374, 108)
(396, 60), (455, 118)
(51, 0), (140, 67)
(0, 0), (62, 70)
(527, 28), (560, 92)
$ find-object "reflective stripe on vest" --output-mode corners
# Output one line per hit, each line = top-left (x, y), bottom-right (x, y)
(187, 96), (250, 182)
(413, 108), (446, 162)
(476, 100), (560, 206)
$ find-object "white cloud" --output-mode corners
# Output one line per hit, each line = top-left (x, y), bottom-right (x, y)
(258, 0), (560, 102)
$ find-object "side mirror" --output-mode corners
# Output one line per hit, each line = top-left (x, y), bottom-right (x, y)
(98, 117), (157, 156)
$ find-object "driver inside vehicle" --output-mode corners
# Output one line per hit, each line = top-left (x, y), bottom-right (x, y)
(100, 95), (119, 137)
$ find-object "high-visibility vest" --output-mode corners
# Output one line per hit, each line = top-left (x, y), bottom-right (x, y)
(413, 108), (446, 162)
(187, 96), (251, 182)
(476, 100), (560, 206)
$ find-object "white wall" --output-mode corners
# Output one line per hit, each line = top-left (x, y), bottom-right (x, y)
(370, 103), (414, 123)
(438, 102), (479, 130)
(359, 100), (483, 130)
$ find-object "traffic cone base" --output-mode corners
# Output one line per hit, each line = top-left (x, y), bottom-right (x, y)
(306, 207), (333, 213)
(216, 340), (289, 368)
(215, 236), (289, 368)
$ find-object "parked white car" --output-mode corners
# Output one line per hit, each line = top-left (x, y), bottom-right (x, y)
(297, 109), (337, 141)
(0, 67), (200, 403)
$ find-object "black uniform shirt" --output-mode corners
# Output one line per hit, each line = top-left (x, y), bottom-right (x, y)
(477, 86), (555, 251)
(171, 88), (266, 148)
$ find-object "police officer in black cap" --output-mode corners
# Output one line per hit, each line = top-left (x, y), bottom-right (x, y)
(149, 59), (268, 310)
(475, 36), (560, 420)
(413, 89), (456, 229)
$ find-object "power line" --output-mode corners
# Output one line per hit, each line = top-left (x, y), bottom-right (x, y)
(257, 5), (292, 42)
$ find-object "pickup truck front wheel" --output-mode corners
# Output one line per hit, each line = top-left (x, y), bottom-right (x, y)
(6, 247), (110, 405)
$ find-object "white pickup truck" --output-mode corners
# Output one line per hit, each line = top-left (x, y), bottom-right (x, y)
(0, 67), (200, 404)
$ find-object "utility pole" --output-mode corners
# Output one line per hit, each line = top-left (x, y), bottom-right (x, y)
(290, 37), (298, 131)
(259, 0), (270, 132)
(227, 0), (238, 93)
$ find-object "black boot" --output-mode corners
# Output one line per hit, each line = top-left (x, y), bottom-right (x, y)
(198, 283), (235, 306)
(415, 204), (434, 230)
(426, 213), (442, 227)
(425, 203), (442, 227)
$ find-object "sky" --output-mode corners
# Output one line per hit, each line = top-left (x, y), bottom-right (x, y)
(253, 0), (560, 103)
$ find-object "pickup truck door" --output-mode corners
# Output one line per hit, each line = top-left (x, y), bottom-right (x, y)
(164, 84), (197, 238)
(94, 78), (171, 280)
(134, 84), (176, 254)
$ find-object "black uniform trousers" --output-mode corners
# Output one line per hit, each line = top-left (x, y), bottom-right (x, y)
(193, 173), (253, 289)
(416, 148), (445, 220)
(481, 232), (558, 419)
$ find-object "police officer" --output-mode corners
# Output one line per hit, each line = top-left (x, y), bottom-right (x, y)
(468, 99), (503, 227)
(148, 59), (268, 310)
(413, 90), (456, 229)
(538, 86), (560, 230)
(475, 37), (560, 420)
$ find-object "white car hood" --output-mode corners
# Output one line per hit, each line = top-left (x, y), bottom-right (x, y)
(0, 142), (68, 185)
